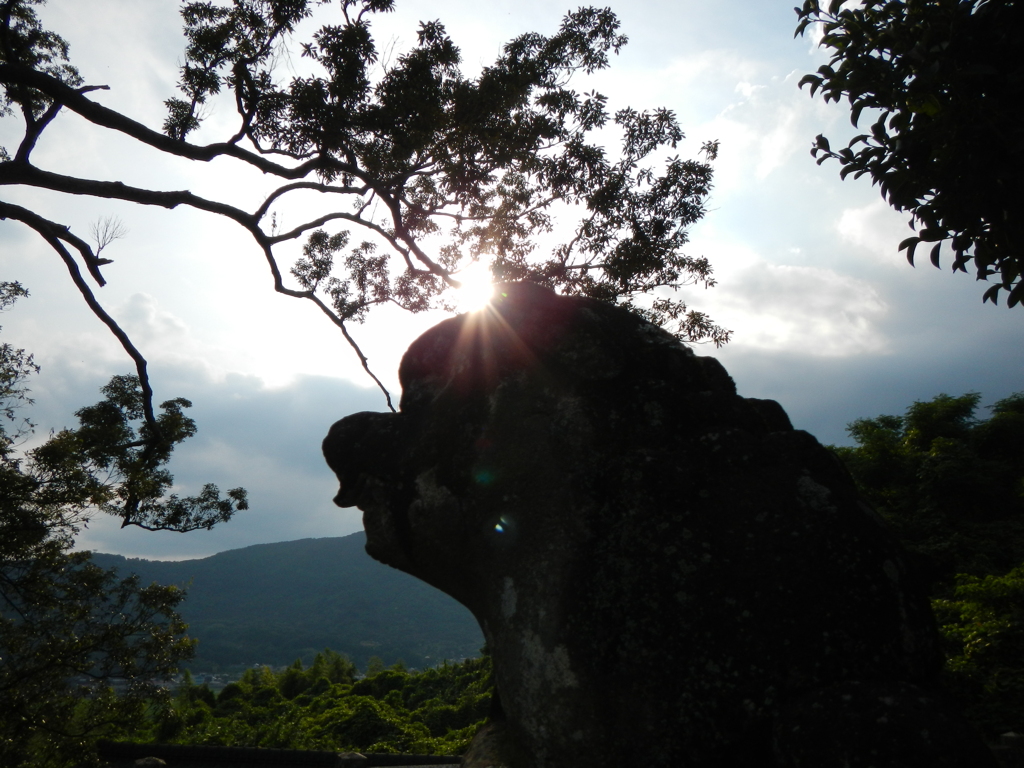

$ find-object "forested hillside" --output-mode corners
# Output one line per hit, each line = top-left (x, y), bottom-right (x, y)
(834, 392), (1024, 736)
(90, 533), (484, 672)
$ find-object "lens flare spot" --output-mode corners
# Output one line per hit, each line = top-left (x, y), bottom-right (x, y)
(491, 514), (517, 542)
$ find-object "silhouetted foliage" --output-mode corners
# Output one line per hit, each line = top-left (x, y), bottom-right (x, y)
(0, 284), (237, 768)
(1, 0), (727, 415)
(834, 391), (1024, 735)
(834, 391), (1024, 588)
(796, 0), (1024, 306)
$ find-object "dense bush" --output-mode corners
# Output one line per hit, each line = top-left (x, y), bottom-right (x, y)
(934, 567), (1024, 736)
(834, 392), (1024, 736)
(140, 650), (491, 756)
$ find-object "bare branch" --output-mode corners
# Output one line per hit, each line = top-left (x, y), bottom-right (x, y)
(254, 180), (370, 221)
(303, 290), (395, 411)
(15, 99), (61, 162)
(0, 160), (256, 225)
(0, 201), (159, 430)
(90, 215), (127, 256)
(249, 234), (397, 411)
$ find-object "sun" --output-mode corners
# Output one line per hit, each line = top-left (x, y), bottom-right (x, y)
(453, 260), (497, 313)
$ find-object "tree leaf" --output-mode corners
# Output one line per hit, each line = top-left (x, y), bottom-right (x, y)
(1008, 281), (1024, 309)
(850, 101), (865, 126)
(982, 284), (1001, 305)
(794, 0), (1022, 308)
(899, 236), (920, 266)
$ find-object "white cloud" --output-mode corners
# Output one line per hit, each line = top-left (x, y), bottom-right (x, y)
(803, 16), (827, 54)
(119, 293), (189, 346)
(837, 199), (915, 267)
(675, 68), (845, 199)
(660, 49), (762, 98)
(735, 81), (765, 100)
(714, 262), (890, 356)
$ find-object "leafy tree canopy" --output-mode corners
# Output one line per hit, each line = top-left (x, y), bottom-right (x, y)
(934, 565), (1024, 736)
(834, 390), (1024, 736)
(145, 652), (492, 756)
(0, 283), (244, 767)
(1, 0), (725, 416)
(795, 0), (1024, 306)
(833, 390), (1024, 588)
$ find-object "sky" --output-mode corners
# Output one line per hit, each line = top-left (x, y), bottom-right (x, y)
(2, 0), (1021, 560)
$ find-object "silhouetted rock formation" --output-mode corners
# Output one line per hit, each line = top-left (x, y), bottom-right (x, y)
(324, 282), (995, 768)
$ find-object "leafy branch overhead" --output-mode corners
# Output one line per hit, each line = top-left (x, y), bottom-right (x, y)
(0, 0), (726, 418)
(795, 0), (1024, 306)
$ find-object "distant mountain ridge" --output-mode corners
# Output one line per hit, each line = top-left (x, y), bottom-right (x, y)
(90, 532), (483, 673)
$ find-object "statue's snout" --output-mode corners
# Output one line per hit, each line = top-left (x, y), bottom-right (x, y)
(322, 411), (405, 509)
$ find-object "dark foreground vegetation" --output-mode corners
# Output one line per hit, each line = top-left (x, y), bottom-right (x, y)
(834, 391), (1024, 737)
(144, 652), (492, 757)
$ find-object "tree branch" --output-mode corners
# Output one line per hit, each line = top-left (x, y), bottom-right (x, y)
(15, 99), (59, 162)
(0, 160), (256, 225)
(0, 64), (358, 181)
(254, 180), (370, 221)
(1, 160), (400, 410)
(301, 290), (396, 413)
(0, 201), (159, 431)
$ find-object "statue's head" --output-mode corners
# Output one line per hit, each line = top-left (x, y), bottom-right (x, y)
(322, 282), (735, 615)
